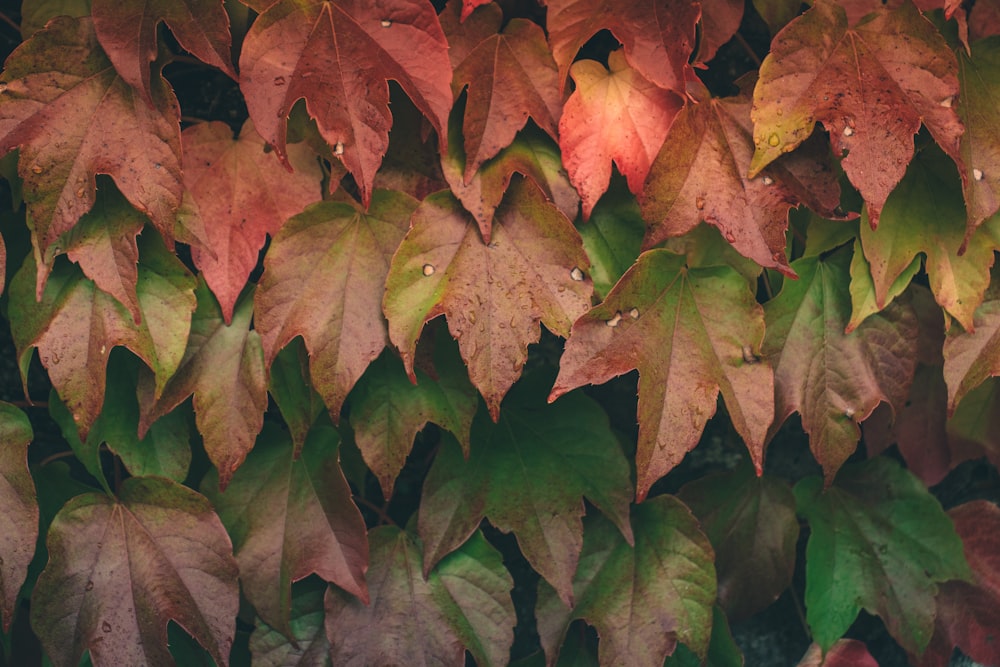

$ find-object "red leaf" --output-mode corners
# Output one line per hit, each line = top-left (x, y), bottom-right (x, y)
(239, 0), (452, 206)
(750, 0), (963, 227)
(182, 119), (322, 324)
(91, 0), (236, 105)
(956, 40), (1000, 240)
(560, 49), (682, 219)
(796, 639), (878, 667)
(696, 0), (745, 63)
(942, 270), (1000, 412)
(461, 0), (492, 21)
(0, 404), (36, 632)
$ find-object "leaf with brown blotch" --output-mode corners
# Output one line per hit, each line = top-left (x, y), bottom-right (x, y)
(0, 403), (36, 633)
(29, 477), (239, 667)
(551, 249), (773, 501)
(0, 16), (182, 260)
(325, 527), (515, 667)
(203, 423), (368, 638)
(942, 268), (1000, 412)
(441, 0), (562, 181)
(561, 49), (682, 219)
(796, 640), (878, 667)
(139, 280), (267, 489)
(956, 38), (1000, 242)
(239, 0), (453, 207)
(182, 119), (323, 324)
(763, 247), (918, 484)
(384, 180), (592, 421)
(255, 190), (419, 421)
(749, 0), (963, 227)
(91, 0), (236, 105)
(546, 0), (700, 95)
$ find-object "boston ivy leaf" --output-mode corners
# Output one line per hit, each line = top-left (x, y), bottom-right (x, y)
(138, 281), (266, 488)
(679, 464), (799, 621)
(848, 233), (920, 333)
(946, 377), (1000, 471)
(749, 0), (963, 227)
(20, 0), (92, 38)
(325, 526), (515, 667)
(249, 579), (331, 667)
(441, 0), (561, 181)
(203, 423), (368, 636)
(255, 190), (418, 420)
(942, 268), (1000, 411)
(418, 373), (633, 605)
(384, 180), (591, 420)
(181, 119), (323, 324)
(239, 0), (453, 206)
(30, 477), (239, 667)
(0, 403), (35, 632)
(347, 346), (477, 499)
(536, 496), (716, 666)
(545, 0), (700, 94)
(551, 249), (773, 501)
(0, 16), (183, 259)
(663, 606), (743, 667)
(696, 0), (745, 64)
(560, 49), (682, 219)
(793, 457), (971, 653)
(796, 639), (878, 667)
(268, 338), (325, 457)
(91, 0), (236, 105)
(576, 182), (645, 300)
(372, 86), (449, 201)
(956, 37), (1000, 236)
(763, 247), (918, 483)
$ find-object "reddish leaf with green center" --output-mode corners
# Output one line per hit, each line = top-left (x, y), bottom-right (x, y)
(749, 0), (963, 227)
(956, 39), (1000, 240)
(384, 179), (592, 420)
(551, 249), (773, 501)
(0, 17), (182, 263)
(942, 267), (1000, 412)
(91, 0), (235, 105)
(0, 404), (35, 632)
(30, 477), (239, 667)
(248, 581), (330, 665)
(239, 0), (453, 206)
(796, 639), (878, 667)
(181, 119), (323, 324)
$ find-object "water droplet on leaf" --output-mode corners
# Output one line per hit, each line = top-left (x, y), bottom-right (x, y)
(761, 176), (773, 186)
(939, 96), (953, 108)
(741, 345), (759, 364)
(973, 168), (984, 181)
(605, 312), (622, 328)
(468, 311), (476, 323)
(842, 126), (854, 137)
(334, 142), (344, 156)
(31, 164), (43, 174)
(767, 133), (780, 147)
(381, 19), (392, 27)
(422, 263), (435, 276)
(724, 230), (736, 243)
(695, 196), (706, 210)
(629, 308), (639, 319)
(569, 267), (584, 281)
(273, 76), (285, 86)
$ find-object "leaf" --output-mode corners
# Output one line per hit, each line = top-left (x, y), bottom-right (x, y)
(679, 464), (799, 621)
(255, 190), (419, 420)
(795, 639), (877, 667)
(763, 247), (918, 483)
(181, 119), (323, 324)
(550, 249), (773, 501)
(956, 37), (1000, 236)
(9, 233), (196, 440)
(324, 526), (515, 667)
(793, 457), (971, 653)
(576, 182), (645, 300)
(857, 144), (1000, 331)
(942, 268), (1000, 411)
(0, 16), (183, 260)
(0, 402), (36, 632)
(560, 49), (682, 219)
(946, 377), (1000, 471)
(249, 579), (331, 667)
(268, 339), (325, 457)
(347, 346), (477, 498)
(546, 0), (700, 94)
(695, 0), (745, 63)
(203, 423), (368, 636)
(418, 373), (633, 605)
(749, 0), (963, 226)
(663, 606), (743, 667)
(91, 0), (236, 105)
(138, 281), (267, 488)
(384, 180), (592, 420)
(239, 0), (453, 206)
(848, 234), (920, 333)
(536, 496), (716, 667)
(30, 477), (239, 667)
(441, 0), (562, 181)
(20, 0), (91, 38)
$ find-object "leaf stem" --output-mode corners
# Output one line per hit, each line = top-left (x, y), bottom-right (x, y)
(353, 494), (397, 527)
(0, 12), (19, 33)
(733, 32), (763, 68)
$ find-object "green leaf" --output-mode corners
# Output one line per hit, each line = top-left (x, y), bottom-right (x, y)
(268, 338), (325, 458)
(664, 606), (743, 667)
(324, 526), (515, 667)
(942, 267), (1000, 411)
(0, 402), (35, 632)
(576, 182), (644, 300)
(418, 372), (633, 605)
(793, 457), (971, 653)
(956, 37), (1000, 234)
(249, 578), (331, 667)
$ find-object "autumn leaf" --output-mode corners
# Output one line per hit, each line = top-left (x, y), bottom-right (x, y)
(384, 180), (591, 420)
(536, 496), (716, 667)
(239, 0), (453, 206)
(796, 639), (878, 667)
(418, 373), (633, 605)
(560, 49), (682, 219)
(0, 403), (35, 632)
(325, 527), (515, 667)
(30, 477), (239, 667)
(249, 579), (331, 667)
(441, 0), (562, 181)
(551, 249), (773, 501)
(749, 0), (963, 226)
(956, 38), (1000, 239)
(268, 339), (325, 457)
(942, 267), (1000, 411)
(255, 190), (419, 421)
(696, 0), (745, 63)
(546, 0), (700, 94)
(91, 0), (235, 105)
(138, 281), (267, 488)
(0, 16), (182, 260)
(663, 606), (743, 667)
(794, 457), (971, 653)
(763, 247), (918, 483)
(946, 377), (1000, 471)
(181, 119), (323, 324)
(203, 423), (368, 636)
(576, 182), (645, 300)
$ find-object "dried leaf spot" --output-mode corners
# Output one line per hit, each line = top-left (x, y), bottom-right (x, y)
(973, 168), (984, 182)
(422, 263), (435, 276)
(380, 19), (392, 27)
(724, 230), (736, 243)
(741, 345), (760, 364)
(767, 133), (780, 147)
(31, 164), (43, 174)
(629, 308), (640, 319)
(101, 621), (112, 633)
(695, 196), (706, 210)
(334, 142), (345, 156)
(75, 187), (85, 198)
(761, 176), (774, 186)
(605, 311), (622, 327)
(570, 267), (585, 281)
(843, 126), (854, 137)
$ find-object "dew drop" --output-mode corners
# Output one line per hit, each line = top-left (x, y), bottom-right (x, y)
(85, 581), (94, 591)
(422, 263), (435, 276)
(100, 344), (106, 355)
(741, 345), (759, 364)
(75, 187), (85, 198)
(973, 168), (984, 181)
(0, 82), (7, 94)
(468, 311), (476, 323)
(273, 76), (285, 86)
(724, 230), (736, 243)
(695, 196), (706, 211)
(334, 141), (344, 156)
(939, 96), (953, 108)
(842, 126), (854, 137)
(569, 267), (584, 281)
(154, 163), (161, 170)
(276, 107), (286, 118)
(102, 621), (112, 633)
(557, 285), (566, 293)
(605, 312), (622, 327)
(31, 164), (43, 174)
(629, 308), (639, 319)
(775, 108), (783, 116)
(380, 19), (392, 27)
(844, 407), (855, 419)
(767, 133), (780, 147)
(761, 176), (773, 186)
